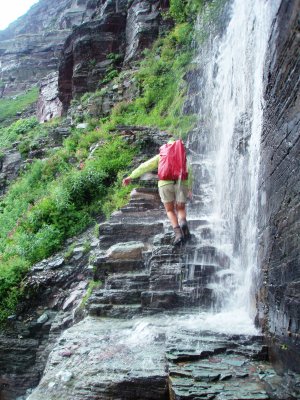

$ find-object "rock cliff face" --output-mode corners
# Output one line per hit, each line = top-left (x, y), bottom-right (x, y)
(0, 0), (169, 114)
(258, 0), (300, 373)
(58, 7), (128, 110)
(0, 0), (94, 97)
(58, 0), (170, 111)
(0, 149), (22, 196)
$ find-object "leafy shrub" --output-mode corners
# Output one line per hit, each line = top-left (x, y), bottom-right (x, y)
(0, 256), (29, 321)
(0, 133), (135, 273)
(101, 68), (119, 85)
(102, 178), (135, 218)
(100, 53), (122, 86)
(0, 117), (38, 150)
(170, 0), (205, 23)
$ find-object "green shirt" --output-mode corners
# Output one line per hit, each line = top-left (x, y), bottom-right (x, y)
(129, 154), (192, 188)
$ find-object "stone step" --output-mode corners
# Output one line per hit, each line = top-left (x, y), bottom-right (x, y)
(105, 273), (150, 290)
(127, 199), (161, 207)
(186, 219), (211, 230)
(89, 289), (142, 305)
(196, 226), (215, 240)
(141, 287), (215, 310)
(120, 202), (161, 212)
(152, 232), (198, 247)
(149, 260), (183, 291)
(195, 246), (231, 268)
(88, 303), (142, 318)
(183, 276), (212, 286)
(110, 209), (166, 224)
(184, 263), (225, 280)
(181, 286), (215, 308)
(167, 332), (272, 400)
(93, 260), (145, 280)
(141, 290), (183, 310)
(149, 273), (182, 291)
(98, 222), (164, 249)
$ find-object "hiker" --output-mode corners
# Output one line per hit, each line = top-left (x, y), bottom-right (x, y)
(123, 139), (192, 245)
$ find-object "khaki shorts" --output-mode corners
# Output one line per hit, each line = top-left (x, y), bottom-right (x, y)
(158, 182), (188, 204)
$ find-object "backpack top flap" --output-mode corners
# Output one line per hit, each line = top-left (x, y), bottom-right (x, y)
(158, 140), (188, 180)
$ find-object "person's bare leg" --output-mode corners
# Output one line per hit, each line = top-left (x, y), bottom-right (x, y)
(164, 201), (183, 244)
(176, 202), (187, 224)
(176, 202), (191, 239)
(164, 201), (179, 228)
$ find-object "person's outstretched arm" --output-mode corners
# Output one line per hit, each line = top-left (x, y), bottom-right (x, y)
(122, 155), (159, 186)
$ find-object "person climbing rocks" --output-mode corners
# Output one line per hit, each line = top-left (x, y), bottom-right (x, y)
(123, 138), (192, 245)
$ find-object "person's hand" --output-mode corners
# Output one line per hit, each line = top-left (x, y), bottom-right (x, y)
(122, 177), (132, 186)
(188, 190), (193, 201)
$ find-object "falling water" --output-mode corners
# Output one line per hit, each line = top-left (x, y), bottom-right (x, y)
(188, 0), (281, 327)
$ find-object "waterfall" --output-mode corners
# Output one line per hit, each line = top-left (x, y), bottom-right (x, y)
(188, 0), (281, 327)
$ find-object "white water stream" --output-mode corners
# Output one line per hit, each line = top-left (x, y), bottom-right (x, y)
(188, 0), (281, 332)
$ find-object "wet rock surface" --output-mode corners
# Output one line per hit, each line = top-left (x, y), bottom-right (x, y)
(167, 332), (286, 400)
(0, 0), (298, 397)
(0, 228), (96, 400)
(5, 185), (296, 400)
(2, 123), (299, 399)
(258, 0), (300, 373)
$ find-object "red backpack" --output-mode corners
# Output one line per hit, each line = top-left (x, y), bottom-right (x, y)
(158, 139), (188, 181)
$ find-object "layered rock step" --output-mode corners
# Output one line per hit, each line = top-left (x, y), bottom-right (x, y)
(142, 232), (232, 312)
(89, 185), (233, 317)
(167, 331), (276, 400)
(25, 315), (295, 400)
(98, 222), (164, 250)
(88, 187), (166, 318)
(87, 272), (150, 318)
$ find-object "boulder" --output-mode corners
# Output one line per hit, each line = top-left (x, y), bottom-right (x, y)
(105, 241), (146, 260)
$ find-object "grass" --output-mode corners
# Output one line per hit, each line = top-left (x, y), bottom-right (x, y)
(0, 132), (136, 322)
(0, 87), (39, 126)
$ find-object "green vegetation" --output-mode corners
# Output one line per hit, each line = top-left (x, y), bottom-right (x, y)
(0, 117), (37, 151)
(0, 132), (135, 321)
(106, 23), (195, 136)
(0, 87), (39, 126)
(102, 174), (136, 218)
(80, 22), (197, 138)
(81, 280), (102, 308)
(100, 53), (122, 85)
(169, 0), (205, 23)
(0, 116), (62, 154)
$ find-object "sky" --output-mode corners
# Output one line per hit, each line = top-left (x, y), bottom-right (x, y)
(0, 0), (39, 30)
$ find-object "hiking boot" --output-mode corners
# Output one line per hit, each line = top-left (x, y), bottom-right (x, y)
(173, 226), (184, 246)
(180, 221), (191, 241)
